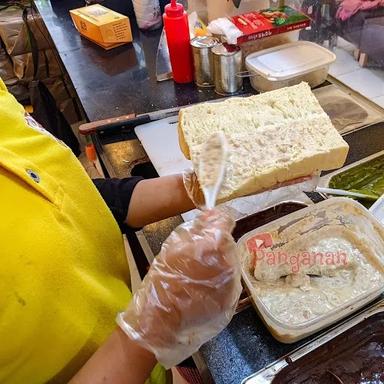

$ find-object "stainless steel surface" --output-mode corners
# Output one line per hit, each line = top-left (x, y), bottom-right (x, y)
(102, 139), (149, 178)
(328, 75), (384, 114)
(156, 28), (173, 82)
(312, 84), (384, 135)
(212, 43), (243, 95)
(191, 36), (220, 88)
(242, 298), (384, 384)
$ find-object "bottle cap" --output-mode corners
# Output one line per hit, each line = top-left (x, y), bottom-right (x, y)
(165, 0), (184, 17)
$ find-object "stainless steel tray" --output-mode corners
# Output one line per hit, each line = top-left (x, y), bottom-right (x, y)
(318, 150), (384, 198)
(242, 298), (384, 384)
(313, 84), (384, 135)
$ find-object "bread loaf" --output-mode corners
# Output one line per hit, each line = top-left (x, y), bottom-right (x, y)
(178, 82), (349, 201)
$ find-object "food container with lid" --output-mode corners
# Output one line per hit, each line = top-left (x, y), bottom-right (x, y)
(237, 197), (384, 343)
(245, 41), (336, 92)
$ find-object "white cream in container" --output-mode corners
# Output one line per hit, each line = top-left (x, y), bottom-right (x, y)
(238, 198), (384, 343)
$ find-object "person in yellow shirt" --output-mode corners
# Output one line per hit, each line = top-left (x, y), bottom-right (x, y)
(0, 77), (242, 383)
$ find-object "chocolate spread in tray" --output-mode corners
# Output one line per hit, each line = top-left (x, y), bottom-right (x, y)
(273, 312), (384, 383)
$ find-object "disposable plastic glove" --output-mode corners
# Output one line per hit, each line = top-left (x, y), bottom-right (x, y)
(117, 209), (242, 369)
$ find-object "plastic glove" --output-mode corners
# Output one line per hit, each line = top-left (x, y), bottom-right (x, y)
(183, 167), (318, 209)
(117, 209), (242, 369)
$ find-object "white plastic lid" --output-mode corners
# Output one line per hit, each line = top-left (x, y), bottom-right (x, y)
(245, 41), (336, 81)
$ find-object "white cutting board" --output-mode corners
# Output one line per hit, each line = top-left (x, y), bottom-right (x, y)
(135, 116), (201, 221)
(135, 115), (191, 177)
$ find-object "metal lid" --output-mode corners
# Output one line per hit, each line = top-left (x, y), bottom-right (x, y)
(211, 43), (241, 56)
(191, 36), (220, 49)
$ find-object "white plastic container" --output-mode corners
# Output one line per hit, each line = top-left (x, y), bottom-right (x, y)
(370, 194), (384, 226)
(245, 41), (336, 92)
(237, 198), (384, 343)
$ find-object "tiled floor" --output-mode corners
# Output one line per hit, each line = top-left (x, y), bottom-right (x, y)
(329, 38), (384, 108)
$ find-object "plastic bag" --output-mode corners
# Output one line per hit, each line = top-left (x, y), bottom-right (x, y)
(132, 0), (162, 30)
(117, 209), (242, 368)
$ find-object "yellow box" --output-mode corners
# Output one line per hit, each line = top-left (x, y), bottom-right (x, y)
(70, 4), (132, 48)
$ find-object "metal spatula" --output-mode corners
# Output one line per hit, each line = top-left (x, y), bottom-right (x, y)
(199, 132), (228, 209)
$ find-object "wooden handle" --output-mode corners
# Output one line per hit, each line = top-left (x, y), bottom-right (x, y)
(79, 114), (136, 135)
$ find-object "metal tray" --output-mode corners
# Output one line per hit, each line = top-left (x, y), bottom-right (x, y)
(242, 298), (384, 384)
(318, 150), (384, 200)
(313, 84), (384, 135)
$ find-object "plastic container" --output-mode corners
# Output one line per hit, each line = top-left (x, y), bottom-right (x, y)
(370, 194), (384, 225)
(163, 0), (194, 83)
(245, 41), (336, 92)
(237, 197), (384, 343)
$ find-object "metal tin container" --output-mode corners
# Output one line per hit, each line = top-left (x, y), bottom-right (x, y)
(212, 43), (242, 95)
(191, 36), (219, 88)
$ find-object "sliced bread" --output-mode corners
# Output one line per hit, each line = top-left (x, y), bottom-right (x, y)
(178, 82), (349, 201)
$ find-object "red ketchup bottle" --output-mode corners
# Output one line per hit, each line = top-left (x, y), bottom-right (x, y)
(163, 0), (194, 83)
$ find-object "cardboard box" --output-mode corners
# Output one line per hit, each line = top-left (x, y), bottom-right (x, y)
(231, 6), (310, 44)
(70, 4), (132, 49)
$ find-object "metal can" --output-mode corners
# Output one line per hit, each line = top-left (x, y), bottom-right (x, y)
(191, 36), (220, 88)
(212, 43), (243, 95)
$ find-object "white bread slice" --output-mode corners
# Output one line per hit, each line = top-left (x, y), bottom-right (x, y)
(178, 82), (349, 201)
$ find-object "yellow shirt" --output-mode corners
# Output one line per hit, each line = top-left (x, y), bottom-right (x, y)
(0, 79), (164, 383)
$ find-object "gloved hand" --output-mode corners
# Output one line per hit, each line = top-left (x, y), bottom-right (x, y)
(117, 209), (242, 369)
(183, 168), (318, 208)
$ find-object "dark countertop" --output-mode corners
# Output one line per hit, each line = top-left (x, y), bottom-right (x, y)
(34, 0), (251, 122)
